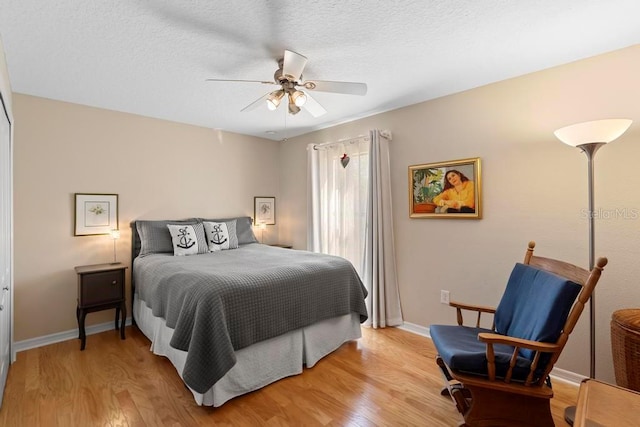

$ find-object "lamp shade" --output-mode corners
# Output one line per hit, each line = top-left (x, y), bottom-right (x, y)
(554, 119), (632, 147)
(290, 90), (307, 107)
(266, 90), (284, 110)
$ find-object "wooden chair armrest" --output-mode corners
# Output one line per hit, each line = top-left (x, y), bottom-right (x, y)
(477, 332), (559, 353)
(449, 300), (496, 313)
(449, 300), (496, 327)
(478, 332), (561, 385)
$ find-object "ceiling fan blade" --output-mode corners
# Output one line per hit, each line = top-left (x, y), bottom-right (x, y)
(282, 50), (308, 81)
(206, 78), (277, 85)
(301, 93), (327, 118)
(301, 80), (367, 96)
(240, 93), (270, 112)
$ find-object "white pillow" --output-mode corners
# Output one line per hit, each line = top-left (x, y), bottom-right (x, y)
(166, 224), (207, 256)
(203, 220), (239, 252)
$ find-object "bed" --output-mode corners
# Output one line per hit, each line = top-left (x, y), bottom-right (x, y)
(131, 217), (368, 407)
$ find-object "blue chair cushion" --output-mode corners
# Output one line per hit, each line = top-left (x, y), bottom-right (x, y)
(430, 324), (536, 381)
(495, 263), (581, 360)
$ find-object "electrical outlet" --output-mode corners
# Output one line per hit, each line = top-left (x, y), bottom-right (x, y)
(440, 290), (450, 304)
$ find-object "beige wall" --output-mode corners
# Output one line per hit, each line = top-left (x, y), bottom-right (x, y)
(279, 45), (640, 383)
(12, 95), (281, 341)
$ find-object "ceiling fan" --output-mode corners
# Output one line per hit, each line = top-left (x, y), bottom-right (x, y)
(206, 50), (367, 117)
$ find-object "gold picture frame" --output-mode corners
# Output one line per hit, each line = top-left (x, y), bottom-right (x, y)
(408, 157), (482, 219)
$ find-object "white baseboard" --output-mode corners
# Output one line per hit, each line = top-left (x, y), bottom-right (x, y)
(398, 321), (585, 387)
(398, 321), (430, 337)
(549, 367), (587, 386)
(12, 317), (132, 357)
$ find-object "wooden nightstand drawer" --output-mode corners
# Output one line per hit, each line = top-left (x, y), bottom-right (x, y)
(80, 270), (124, 306)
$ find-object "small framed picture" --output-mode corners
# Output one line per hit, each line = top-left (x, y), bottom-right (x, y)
(254, 196), (276, 225)
(74, 193), (118, 236)
(409, 157), (482, 219)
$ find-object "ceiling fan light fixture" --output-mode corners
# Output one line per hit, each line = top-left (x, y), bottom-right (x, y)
(266, 101), (278, 111)
(290, 90), (307, 107)
(288, 103), (301, 115)
(266, 90), (284, 110)
(210, 49), (366, 117)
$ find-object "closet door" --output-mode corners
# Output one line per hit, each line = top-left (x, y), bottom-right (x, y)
(0, 92), (11, 407)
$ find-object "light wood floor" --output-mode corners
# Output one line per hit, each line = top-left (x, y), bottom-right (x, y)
(0, 326), (578, 426)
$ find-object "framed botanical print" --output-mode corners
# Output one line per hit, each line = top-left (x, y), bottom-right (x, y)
(74, 193), (119, 235)
(254, 196), (276, 225)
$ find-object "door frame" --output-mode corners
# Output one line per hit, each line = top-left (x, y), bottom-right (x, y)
(0, 79), (14, 408)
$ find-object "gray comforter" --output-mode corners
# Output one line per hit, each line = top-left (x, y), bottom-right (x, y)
(133, 244), (368, 393)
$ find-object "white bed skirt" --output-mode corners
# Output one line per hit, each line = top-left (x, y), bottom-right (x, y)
(133, 296), (362, 407)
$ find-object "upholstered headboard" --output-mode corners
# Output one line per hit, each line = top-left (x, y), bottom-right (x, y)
(130, 220), (142, 261)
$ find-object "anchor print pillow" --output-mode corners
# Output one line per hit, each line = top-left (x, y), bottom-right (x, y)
(203, 220), (239, 252)
(166, 223), (208, 256)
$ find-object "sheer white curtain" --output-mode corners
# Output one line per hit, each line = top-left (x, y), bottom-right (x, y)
(307, 136), (369, 275)
(308, 129), (403, 328)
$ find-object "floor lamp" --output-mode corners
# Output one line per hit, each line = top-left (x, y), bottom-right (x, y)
(554, 118), (633, 425)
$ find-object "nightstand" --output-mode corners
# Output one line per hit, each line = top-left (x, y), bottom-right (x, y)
(574, 379), (640, 426)
(75, 263), (127, 350)
(269, 244), (293, 249)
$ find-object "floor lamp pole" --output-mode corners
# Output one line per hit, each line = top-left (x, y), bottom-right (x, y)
(583, 143), (603, 379)
(564, 143), (604, 425)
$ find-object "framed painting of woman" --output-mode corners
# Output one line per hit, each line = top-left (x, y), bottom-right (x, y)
(408, 157), (482, 219)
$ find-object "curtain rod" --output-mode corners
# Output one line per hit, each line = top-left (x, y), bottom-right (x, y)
(313, 134), (369, 150)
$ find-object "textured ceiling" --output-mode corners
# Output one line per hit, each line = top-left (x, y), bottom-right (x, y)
(0, 0), (639, 140)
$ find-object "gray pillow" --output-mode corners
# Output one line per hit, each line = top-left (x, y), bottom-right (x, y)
(197, 216), (258, 245)
(136, 218), (199, 256)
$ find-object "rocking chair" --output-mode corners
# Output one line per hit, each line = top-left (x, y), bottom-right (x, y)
(430, 241), (607, 427)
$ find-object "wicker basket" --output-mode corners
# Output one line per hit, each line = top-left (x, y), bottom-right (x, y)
(611, 309), (640, 392)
